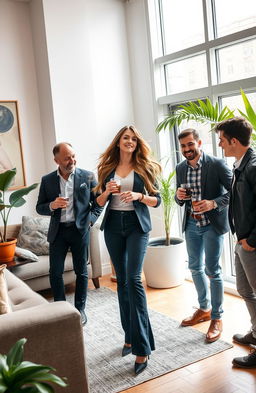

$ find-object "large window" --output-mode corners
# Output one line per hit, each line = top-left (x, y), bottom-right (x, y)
(148, 0), (256, 283)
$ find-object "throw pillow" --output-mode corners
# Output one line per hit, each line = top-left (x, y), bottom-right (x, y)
(0, 264), (12, 314)
(15, 246), (39, 262)
(17, 216), (50, 256)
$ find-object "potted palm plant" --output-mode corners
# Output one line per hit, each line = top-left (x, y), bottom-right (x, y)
(0, 338), (67, 392)
(0, 168), (38, 262)
(143, 169), (185, 288)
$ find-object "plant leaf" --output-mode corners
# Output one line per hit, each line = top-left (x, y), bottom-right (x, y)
(6, 338), (26, 368)
(239, 88), (256, 130)
(24, 382), (55, 393)
(10, 363), (54, 382)
(0, 386), (7, 393)
(0, 355), (8, 374)
(9, 183), (38, 207)
(0, 169), (16, 191)
(34, 373), (67, 387)
(156, 98), (235, 132)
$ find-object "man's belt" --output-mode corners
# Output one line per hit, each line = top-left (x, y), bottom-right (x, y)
(59, 221), (76, 227)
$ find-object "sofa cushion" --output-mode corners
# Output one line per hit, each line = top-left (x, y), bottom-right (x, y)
(5, 269), (47, 311)
(17, 216), (50, 256)
(0, 265), (12, 314)
(15, 246), (39, 262)
(13, 253), (74, 281)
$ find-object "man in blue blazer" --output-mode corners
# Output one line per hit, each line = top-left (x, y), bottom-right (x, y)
(36, 142), (102, 325)
(175, 129), (232, 342)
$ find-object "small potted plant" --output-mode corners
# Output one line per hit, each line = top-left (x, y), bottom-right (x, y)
(0, 338), (67, 392)
(0, 168), (38, 262)
(143, 168), (185, 288)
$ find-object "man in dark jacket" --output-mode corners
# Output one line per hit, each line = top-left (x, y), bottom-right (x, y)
(175, 128), (232, 343)
(36, 142), (102, 325)
(216, 117), (256, 368)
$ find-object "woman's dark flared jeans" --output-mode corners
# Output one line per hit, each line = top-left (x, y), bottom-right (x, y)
(104, 210), (155, 356)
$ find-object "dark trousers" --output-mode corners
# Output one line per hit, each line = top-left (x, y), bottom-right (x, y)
(49, 223), (89, 311)
(104, 210), (155, 356)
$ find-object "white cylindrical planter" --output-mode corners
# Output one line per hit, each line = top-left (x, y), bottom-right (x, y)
(143, 237), (185, 288)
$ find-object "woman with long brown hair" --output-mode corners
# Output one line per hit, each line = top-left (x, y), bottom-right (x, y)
(95, 125), (161, 375)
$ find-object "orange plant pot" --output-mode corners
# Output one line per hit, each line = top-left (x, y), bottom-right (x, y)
(0, 238), (17, 263)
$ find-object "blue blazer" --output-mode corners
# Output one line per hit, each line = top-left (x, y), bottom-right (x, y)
(100, 171), (161, 233)
(36, 168), (103, 243)
(175, 153), (232, 235)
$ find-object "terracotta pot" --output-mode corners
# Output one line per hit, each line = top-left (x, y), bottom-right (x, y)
(0, 238), (17, 263)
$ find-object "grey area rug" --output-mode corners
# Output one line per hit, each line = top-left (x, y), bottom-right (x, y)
(67, 288), (232, 393)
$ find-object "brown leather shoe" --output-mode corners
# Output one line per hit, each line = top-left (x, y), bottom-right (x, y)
(206, 319), (223, 343)
(181, 308), (211, 326)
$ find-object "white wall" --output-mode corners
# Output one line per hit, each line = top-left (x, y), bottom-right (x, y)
(41, 0), (134, 172)
(30, 0), (57, 174)
(0, 0), (164, 273)
(0, 0), (45, 224)
(125, 0), (159, 156)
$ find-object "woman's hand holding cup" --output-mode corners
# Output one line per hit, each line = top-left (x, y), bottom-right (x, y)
(108, 178), (121, 195)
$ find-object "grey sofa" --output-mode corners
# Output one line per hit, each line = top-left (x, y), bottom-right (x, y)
(6, 221), (103, 292)
(1, 269), (89, 393)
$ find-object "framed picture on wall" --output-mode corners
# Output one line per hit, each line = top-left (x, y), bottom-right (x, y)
(0, 101), (26, 189)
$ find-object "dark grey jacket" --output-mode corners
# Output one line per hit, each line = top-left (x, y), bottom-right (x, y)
(36, 168), (103, 243)
(229, 147), (256, 247)
(175, 152), (232, 235)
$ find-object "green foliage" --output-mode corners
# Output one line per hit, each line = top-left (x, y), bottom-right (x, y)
(0, 169), (38, 242)
(156, 98), (234, 133)
(239, 89), (256, 148)
(156, 90), (256, 148)
(158, 169), (176, 246)
(0, 338), (67, 393)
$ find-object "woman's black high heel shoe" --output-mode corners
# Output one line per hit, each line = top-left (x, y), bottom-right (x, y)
(134, 356), (149, 375)
(122, 345), (132, 357)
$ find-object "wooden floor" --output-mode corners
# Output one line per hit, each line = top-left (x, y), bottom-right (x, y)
(87, 274), (256, 393)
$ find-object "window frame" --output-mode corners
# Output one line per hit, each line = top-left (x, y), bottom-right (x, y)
(147, 0), (256, 284)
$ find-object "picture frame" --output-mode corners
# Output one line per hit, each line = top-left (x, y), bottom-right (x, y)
(0, 101), (26, 189)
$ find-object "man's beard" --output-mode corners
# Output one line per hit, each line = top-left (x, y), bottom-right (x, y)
(64, 164), (75, 173)
(183, 149), (200, 161)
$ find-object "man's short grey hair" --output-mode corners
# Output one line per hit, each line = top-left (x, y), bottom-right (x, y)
(52, 142), (73, 156)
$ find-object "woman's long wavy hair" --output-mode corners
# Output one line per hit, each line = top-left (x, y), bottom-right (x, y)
(95, 125), (162, 194)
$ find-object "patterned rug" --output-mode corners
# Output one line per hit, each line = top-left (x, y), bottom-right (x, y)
(67, 288), (232, 393)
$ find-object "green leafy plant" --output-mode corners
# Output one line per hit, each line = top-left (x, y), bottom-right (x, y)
(238, 89), (256, 148)
(156, 98), (234, 132)
(156, 89), (256, 148)
(158, 169), (176, 246)
(0, 338), (67, 393)
(0, 169), (38, 243)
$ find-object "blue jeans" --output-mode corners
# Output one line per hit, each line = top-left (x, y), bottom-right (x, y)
(104, 210), (155, 356)
(185, 216), (224, 320)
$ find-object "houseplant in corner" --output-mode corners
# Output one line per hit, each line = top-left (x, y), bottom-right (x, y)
(143, 169), (185, 288)
(0, 168), (38, 262)
(0, 337), (67, 392)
